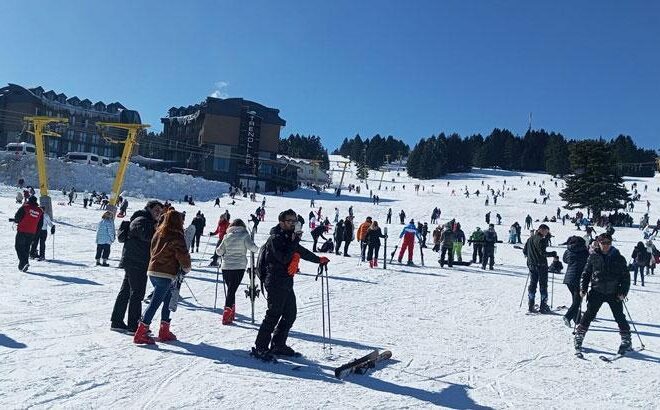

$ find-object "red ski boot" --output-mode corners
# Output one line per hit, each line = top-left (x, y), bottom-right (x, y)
(231, 304), (236, 322)
(158, 321), (177, 342)
(369, 259), (374, 268)
(222, 306), (234, 325)
(133, 322), (155, 345)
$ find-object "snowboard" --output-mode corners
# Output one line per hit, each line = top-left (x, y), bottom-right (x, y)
(334, 349), (391, 379)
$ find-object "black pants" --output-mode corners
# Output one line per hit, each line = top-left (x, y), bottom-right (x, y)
(386, 215), (391, 224)
(211, 238), (222, 263)
(528, 264), (549, 303)
(440, 245), (454, 266)
(334, 239), (343, 254)
(482, 247), (494, 269)
(223, 269), (245, 308)
(312, 236), (321, 252)
(344, 240), (352, 255)
(30, 230), (48, 259)
(111, 266), (148, 330)
(192, 232), (202, 251)
(577, 291), (630, 336)
(565, 283), (582, 322)
(633, 265), (645, 285)
(366, 244), (380, 261)
(95, 244), (111, 260)
(255, 286), (297, 349)
(15, 232), (34, 269)
(472, 244), (483, 263)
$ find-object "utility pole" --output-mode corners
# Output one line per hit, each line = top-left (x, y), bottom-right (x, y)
(97, 122), (151, 212)
(336, 160), (350, 196)
(378, 168), (386, 190)
(23, 116), (68, 218)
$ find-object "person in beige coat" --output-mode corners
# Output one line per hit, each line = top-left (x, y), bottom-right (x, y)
(216, 219), (260, 325)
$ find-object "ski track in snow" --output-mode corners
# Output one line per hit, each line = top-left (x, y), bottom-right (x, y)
(1, 156), (659, 408)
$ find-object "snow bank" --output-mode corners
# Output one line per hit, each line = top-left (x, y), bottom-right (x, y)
(0, 156), (228, 201)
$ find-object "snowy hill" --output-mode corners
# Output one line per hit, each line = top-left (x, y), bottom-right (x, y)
(1, 159), (659, 408)
(0, 156), (229, 201)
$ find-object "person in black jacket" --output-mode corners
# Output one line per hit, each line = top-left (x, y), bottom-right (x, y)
(365, 221), (387, 268)
(522, 224), (556, 313)
(253, 209), (329, 360)
(311, 224), (329, 252)
(110, 200), (163, 333)
(191, 211), (206, 253)
(334, 219), (344, 255)
(574, 233), (631, 355)
(342, 216), (355, 256)
(631, 241), (650, 286)
(562, 236), (589, 327)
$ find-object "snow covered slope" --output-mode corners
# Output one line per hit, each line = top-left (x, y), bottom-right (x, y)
(0, 156), (228, 201)
(1, 160), (658, 408)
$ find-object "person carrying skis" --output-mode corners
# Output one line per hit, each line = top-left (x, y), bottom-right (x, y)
(452, 223), (465, 262)
(365, 221), (387, 268)
(469, 227), (484, 264)
(397, 219), (421, 265)
(134, 209), (191, 344)
(215, 219), (260, 325)
(439, 222), (455, 267)
(356, 216), (373, 262)
(252, 209), (329, 360)
(209, 214), (230, 266)
(95, 210), (115, 266)
(574, 233), (631, 355)
(562, 236), (589, 327)
(311, 223), (329, 252)
(522, 224), (556, 313)
(13, 196), (43, 272)
(482, 224), (498, 270)
(29, 206), (54, 261)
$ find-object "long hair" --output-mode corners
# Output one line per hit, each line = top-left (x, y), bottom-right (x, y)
(369, 221), (379, 230)
(156, 209), (184, 237)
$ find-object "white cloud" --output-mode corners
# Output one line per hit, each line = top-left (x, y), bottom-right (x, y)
(210, 81), (230, 98)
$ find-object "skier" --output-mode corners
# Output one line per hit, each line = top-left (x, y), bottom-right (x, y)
(252, 209), (329, 360)
(111, 200), (163, 334)
(250, 213), (260, 234)
(574, 233), (631, 355)
(13, 196), (43, 272)
(94, 210), (115, 266)
(513, 221), (522, 243)
(399, 210), (406, 225)
(311, 224), (329, 252)
(485, 211), (491, 224)
(496, 213), (502, 225)
(214, 197), (220, 207)
(469, 227), (484, 264)
(334, 219), (345, 255)
(421, 222), (429, 248)
(334, 207), (339, 223)
(397, 219), (421, 265)
(191, 211), (206, 253)
(118, 198), (129, 218)
(525, 214), (533, 230)
(209, 214), (230, 266)
(342, 216), (355, 256)
(29, 206), (54, 261)
(522, 224), (556, 313)
(215, 219), (260, 325)
(432, 225), (443, 252)
(562, 236), (589, 327)
(134, 210), (191, 344)
(386, 208), (392, 224)
(631, 241), (650, 286)
(482, 224), (498, 270)
(356, 216), (373, 262)
(365, 221), (386, 268)
(439, 222), (455, 267)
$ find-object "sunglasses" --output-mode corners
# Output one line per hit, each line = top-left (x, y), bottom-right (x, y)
(284, 218), (297, 223)
(600, 241), (612, 245)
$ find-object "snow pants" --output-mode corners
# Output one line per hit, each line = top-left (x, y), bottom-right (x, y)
(576, 291), (630, 336)
(255, 285), (297, 350)
(440, 245), (454, 267)
(472, 244), (483, 263)
(482, 246), (494, 269)
(15, 232), (34, 269)
(111, 266), (148, 330)
(366, 244), (381, 262)
(30, 230), (47, 259)
(95, 244), (111, 260)
(192, 232), (202, 251)
(527, 264), (548, 304)
(564, 283), (582, 323)
(398, 236), (415, 262)
(452, 242), (463, 262)
(223, 269), (245, 308)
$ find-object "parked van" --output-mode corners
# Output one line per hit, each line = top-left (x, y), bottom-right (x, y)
(64, 152), (109, 165)
(5, 142), (36, 156)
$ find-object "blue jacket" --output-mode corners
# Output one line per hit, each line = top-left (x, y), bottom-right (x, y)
(96, 218), (116, 245)
(399, 223), (421, 241)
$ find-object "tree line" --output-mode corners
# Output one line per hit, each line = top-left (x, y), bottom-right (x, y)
(278, 134), (330, 170)
(333, 134), (411, 170)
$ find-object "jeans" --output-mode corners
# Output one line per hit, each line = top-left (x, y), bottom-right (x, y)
(528, 264), (549, 303)
(111, 266), (148, 330)
(223, 269), (245, 308)
(564, 283), (582, 323)
(141, 276), (173, 325)
(633, 265), (645, 285)
(95, 244), (111, 260)
(255, 285), (297, 349)
(577, 290), (630, 336)
(15, 232), (34, 269)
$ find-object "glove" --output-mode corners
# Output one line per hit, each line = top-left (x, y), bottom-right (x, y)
(319, 256), (330, 265)
(51, 226), (55, 235)
(209, 231), (215, 236)
(288, 252), (301, 276)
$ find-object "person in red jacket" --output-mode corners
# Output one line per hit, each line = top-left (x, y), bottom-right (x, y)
(13, 196), (43, 272)
(209, 214), (230, 266)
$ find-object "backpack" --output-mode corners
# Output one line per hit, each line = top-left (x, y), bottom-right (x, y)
(117, 220), (131, 243)
(255, 239), (271, 283)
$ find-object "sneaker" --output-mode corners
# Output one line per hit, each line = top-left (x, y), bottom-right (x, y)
(269, 344), (301, 357)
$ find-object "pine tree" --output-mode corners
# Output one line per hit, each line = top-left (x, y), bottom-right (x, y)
(560, 140), (630, 219)
(544, 133), (570, 176)
(355, 160), (369, 180)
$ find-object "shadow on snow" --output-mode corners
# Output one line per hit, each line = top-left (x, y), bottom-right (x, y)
(26, 271), (102, 286)
(0, 333), (27, 349)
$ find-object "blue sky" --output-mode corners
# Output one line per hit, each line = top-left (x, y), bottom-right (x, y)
(1, 1), (658, 150)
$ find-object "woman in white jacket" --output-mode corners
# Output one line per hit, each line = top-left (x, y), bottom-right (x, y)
(215, 219), (260, 325)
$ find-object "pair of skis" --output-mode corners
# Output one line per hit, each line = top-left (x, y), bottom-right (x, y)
(244, 227), (259, 324)
(388, 237), (424, 266)
(334, 349), (393, 379)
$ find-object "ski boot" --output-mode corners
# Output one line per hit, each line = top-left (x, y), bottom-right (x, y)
(158, 321), (177, 342)
(562, 316), (572, 328)
(251, 346), (276, 362)
(133, 322), (155, 345)
(406, 260), (414, 266)
(574, 331), (585, 357)
(539, 303), (551, 314)
(270, 344), (301, 357)
(528, 299), (536, 313)
(222, 306), (234, 325)
(617, 333), (632, 355)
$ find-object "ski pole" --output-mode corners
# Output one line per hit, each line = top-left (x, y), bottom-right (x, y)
(623, 300), (646, 350)
(318, 264), (326, 349)
(519, 270), (531, 308)
(51, 232), (55, 260)
(573, 296), (583, 335)
(551, 269), (555, 309)
(324, 263), (332, 349)
(198, 235), (213, 267)
(214, 267), (220, 310)
(182, 278), (200, 304)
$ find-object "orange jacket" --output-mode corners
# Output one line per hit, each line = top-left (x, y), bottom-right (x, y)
(356, 221), (372, 242)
